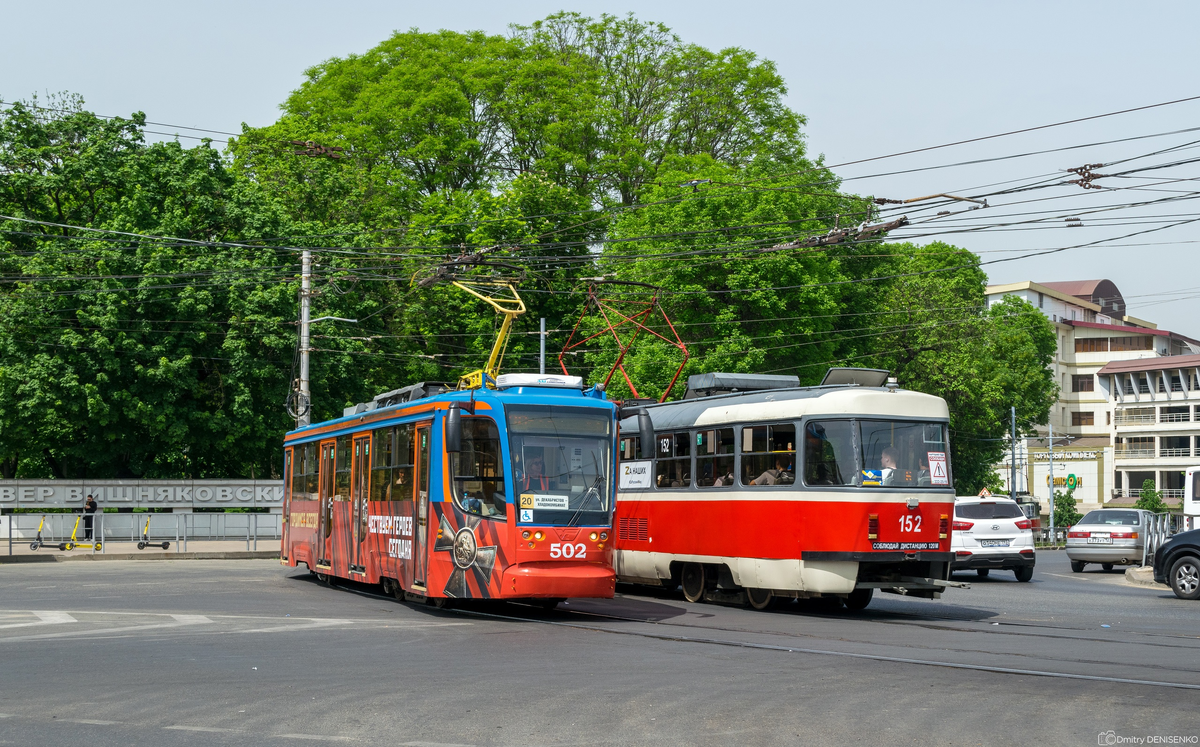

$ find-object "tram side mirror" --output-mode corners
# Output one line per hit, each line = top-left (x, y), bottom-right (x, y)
(638, 411), (654, 458)
(446, 403), (463, 453)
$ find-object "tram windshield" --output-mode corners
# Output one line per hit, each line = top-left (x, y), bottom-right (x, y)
(506, 405), (614, 525)
(858, 420), (950, 488)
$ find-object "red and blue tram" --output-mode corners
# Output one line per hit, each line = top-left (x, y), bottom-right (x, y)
(613, 370), (959, 610)
(281, 374), (619, 603)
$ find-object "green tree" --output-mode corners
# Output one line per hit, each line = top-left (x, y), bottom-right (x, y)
(1133, 478), (1169, 513)
(1053, 488), (1083, 529)
(0, 97), (378, 479)
(866, 244), (1058, 494)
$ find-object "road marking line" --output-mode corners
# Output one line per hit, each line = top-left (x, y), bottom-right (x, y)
(0, 611), (77, 630)
(164, 725), (242, 733)
(62, 719), (119, 725)
(25, 586), (56, 589)
(239, 619), (355, 634)
(170, 615), (213, 625)
(0, 713), (13, 718)
(275, 735), (357, 742)
(398, 742), (477, 747)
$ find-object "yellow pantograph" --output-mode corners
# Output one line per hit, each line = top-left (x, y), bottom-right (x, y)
(453, 281), (526, 389)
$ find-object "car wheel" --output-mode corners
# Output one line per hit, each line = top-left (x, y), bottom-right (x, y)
(1071, 560), (1086, 573)
(1169, 556), (1200, 601)
(1014, 566), (1033, 582)
(1102, 563), (1114, 572)
(977, 569), (989, 578)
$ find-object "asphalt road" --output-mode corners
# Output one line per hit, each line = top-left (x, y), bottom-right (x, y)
(1, 552), (1197, 746)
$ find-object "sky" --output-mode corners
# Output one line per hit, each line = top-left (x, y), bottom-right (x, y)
(5, 0), (1200, 334)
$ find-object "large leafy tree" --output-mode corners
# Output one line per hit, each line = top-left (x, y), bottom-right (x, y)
(865, 243), (1058, 493)
(0, 98), (371, 479)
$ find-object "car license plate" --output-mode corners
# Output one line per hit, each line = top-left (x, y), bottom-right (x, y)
(1087, 537), (1113, 544)
(979, 539), (1010, 548)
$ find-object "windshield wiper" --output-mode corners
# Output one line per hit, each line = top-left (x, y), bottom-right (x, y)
(566, 452), (605, 528)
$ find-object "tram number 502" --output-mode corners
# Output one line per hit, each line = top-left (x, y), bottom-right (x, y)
(899, 515), (922, 533)
(549, 542), (587, 559)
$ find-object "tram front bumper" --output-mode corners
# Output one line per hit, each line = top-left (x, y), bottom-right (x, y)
(500, 561), (616, 599)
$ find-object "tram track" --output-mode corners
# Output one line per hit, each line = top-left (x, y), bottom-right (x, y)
(312, 572), (1200, 689)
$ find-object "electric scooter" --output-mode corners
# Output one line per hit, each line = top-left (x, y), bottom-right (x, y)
(137, 515), (170, 550)
(29, 515), (50, 551)
(60, 515), (102, 552)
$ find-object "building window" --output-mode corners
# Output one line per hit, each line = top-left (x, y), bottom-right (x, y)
(1106, 411), (1111, 425)
(1075, 338), (1108, 353)
(1038, 292), (1044, 309)
(1071, 374), (1094, 392)
(1110, 336), (1153, 351)
(1071, 411), (1094, 426)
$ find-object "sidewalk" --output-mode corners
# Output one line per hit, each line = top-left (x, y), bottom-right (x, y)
(1, 539), (278, 563)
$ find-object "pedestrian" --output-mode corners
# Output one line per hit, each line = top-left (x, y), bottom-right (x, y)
(83, 494), (98, 540)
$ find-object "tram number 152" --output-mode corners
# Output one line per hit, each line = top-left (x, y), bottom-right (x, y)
(550, 542), (587, 559)
(899, 515), (922, 532)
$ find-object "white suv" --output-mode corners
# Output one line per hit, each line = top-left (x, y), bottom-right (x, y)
(951, 497), (1036, 581)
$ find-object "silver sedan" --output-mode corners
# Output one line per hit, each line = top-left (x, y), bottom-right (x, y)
(1066, 508), (1149, 572)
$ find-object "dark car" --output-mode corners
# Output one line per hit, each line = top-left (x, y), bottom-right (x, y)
(1152, 527), (1200, 600)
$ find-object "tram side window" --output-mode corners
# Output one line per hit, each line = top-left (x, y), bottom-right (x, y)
(371, 427), (393, 502)
(696, 428), (736, 487)
(392, 423), (415, 502)
(452, 418), (507, 518)
(741, 424), (796, 487)
(303, 442), (319, 499)
(803, 421), (855, 487)
(859, 420), (950, 488)
(619, 435), (644, 461)
(655, 431), (691, 488)
(335, 435), (352, 500)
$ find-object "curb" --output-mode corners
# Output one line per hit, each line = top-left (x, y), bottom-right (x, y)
(1124, 566), (1166, 588)
(0, 551), (279, 564)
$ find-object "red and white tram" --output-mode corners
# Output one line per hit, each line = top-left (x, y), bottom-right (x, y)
(613, 369), (958, 610)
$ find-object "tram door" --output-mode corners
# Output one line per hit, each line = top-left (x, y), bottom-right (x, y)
(414, 424), (431, 587)
(350, 435), (370, 573)
(317, 440), (335, 567)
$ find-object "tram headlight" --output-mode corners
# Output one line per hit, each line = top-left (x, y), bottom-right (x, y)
(599, 532), (608, 541)
(589, 532), (598, 541)
(522, 531), (531, 540)
(534, 531), (544, 541)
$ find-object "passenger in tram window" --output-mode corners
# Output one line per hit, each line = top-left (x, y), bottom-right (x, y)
(917, 457), (931, 486)
(880, 447), (899, 486)
(753, 457), (793, 486)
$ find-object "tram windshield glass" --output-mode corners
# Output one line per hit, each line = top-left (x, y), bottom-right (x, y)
(506, 405), (614, 525)
(858, 420), (950, 488)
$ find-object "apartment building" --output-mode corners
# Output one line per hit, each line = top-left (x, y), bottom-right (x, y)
(985, 280), (1200, 514)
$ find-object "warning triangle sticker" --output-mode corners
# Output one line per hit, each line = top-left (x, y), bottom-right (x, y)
(932, 462), (946, 478)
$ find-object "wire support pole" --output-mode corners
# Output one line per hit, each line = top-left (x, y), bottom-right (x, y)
(539, 317), (546, 375)
(1010, 405), (1018, 500)
(1048, 422), (1055, 543)
(299, 249), (312, 428)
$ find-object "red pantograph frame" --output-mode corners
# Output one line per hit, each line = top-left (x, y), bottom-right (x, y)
(558, 283), (690, 403)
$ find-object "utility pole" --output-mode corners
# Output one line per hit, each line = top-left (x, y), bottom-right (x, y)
(298, 249), (312, 427)
(539, 317), (546, 375)
(1048, 422), (1056, 544)
(1010, 406), (1018, 500)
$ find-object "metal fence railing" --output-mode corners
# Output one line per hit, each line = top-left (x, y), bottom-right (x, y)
(1143, 512), (1173, 567)
(5, 512), (281, 555)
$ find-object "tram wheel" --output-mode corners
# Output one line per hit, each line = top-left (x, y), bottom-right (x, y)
(745, 588), (774, 611)
(314, 572), (332, 586)
(681, 563), (707, 603)
(844, 588), (873, 612)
